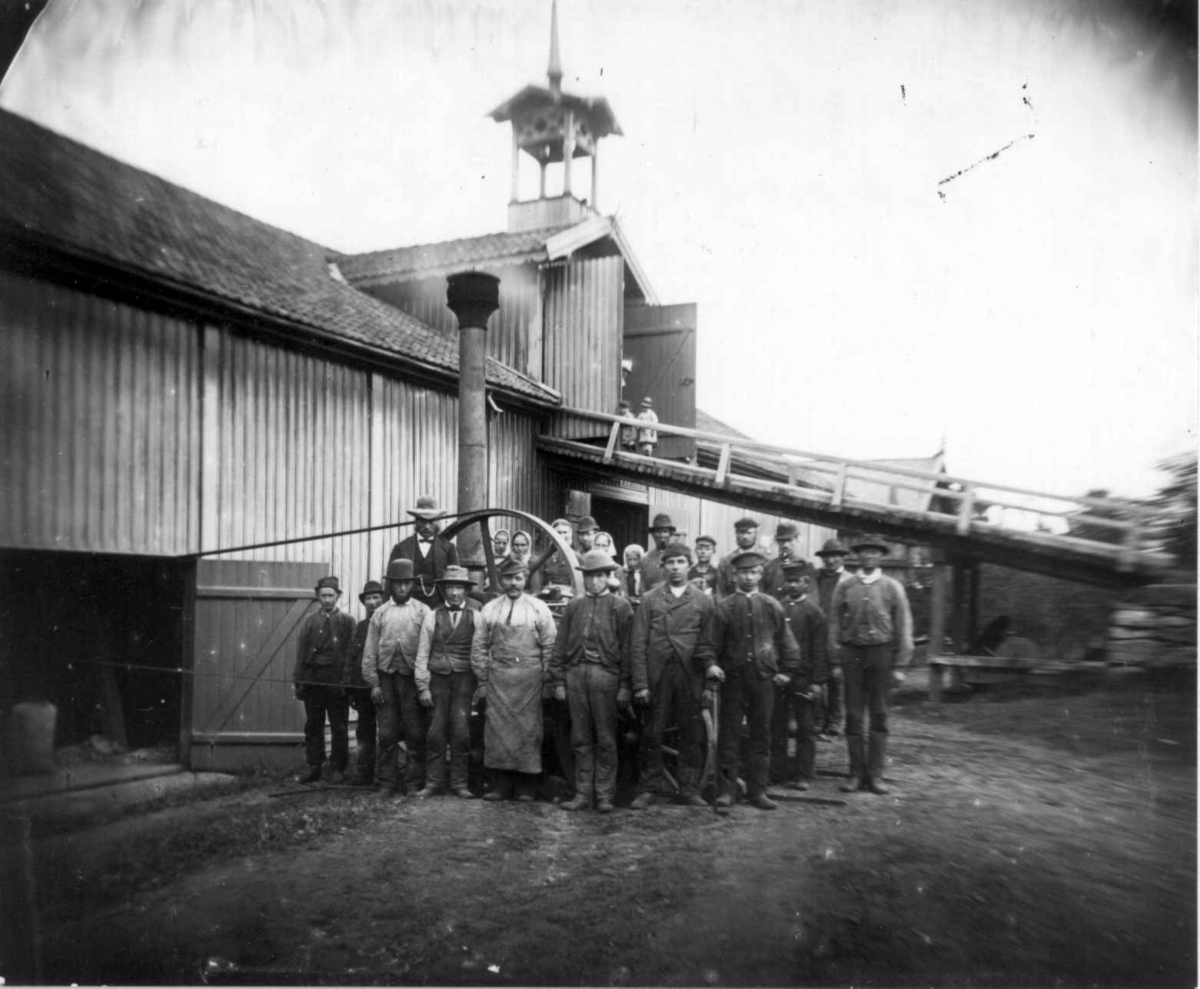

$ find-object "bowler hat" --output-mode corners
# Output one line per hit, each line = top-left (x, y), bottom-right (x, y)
(315, 576), (342, 594)
(661, 542), (694, 564)
(575, 549), (618, 573)
(435, 565), (474, 587)
(384, 559), (415, 582)
(816, 538), (850, 557)
(498, 556), (530, 577)
(408, 495), (446, 521)
(851, 535), (890, 555)
(731, 550), (766, 570)
(576, 515), (599, 533)
(649, 512), (676, 533)
(733, 516), (759, 531)
(358, 580), (384, 603)
(774, 521), (799, 540)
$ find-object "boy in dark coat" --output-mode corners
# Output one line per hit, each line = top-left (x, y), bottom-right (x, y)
(348, 579), (385, 786)
(770, 560), (828, 789)
(550, 550), (634, 813)
(292, 576), (357, 784)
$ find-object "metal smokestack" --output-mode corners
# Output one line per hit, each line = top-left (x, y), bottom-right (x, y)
(446, 271), (500, 563)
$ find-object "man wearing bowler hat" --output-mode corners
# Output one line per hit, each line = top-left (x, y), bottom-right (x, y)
(550, 550), (634, 813)
(389, 495), (458, 609)
(414, 566), (482, 798)
(828, 536), (913, 795)
(762, 521), (802, 601)
(814, 537), (852, 738)
(715, 516), (761, 600)
(348, 579), (385, 786)
(362, 558), (432, 796)
(711, 550), (801, 812)
(292, 576), (356, 784)
(640, 512), (677, 591)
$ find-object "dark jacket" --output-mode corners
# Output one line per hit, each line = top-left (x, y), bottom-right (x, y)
(389, 534), (458, 604)
(782, 595), (828, 692)
(760, 555), (798, 601)
(549, 593), (634, 691)
(713, 592), (801, 679)
(292, 608), (357, 685)
(630, 582), (716, 696)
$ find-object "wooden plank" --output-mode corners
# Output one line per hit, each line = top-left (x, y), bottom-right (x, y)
(196, 585), (320, 600)
(831, 462), (848, 509)
(716, 444), (731, 486)
(603, 420), (621, 463)
(927, 655), (1035, 670)
(200, 596), (314, 735)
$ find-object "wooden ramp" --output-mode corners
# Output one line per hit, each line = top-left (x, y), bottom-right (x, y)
(537, 409), (1171, 588)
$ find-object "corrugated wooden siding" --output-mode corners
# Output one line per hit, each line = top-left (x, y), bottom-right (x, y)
(200, 329), (373, 627)
(0, 270), (201, 555)
(543, 256), (623, 438)
(376, 266), (542, 380)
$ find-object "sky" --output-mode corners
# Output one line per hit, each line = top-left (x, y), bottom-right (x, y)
(2, 0), (1196, 499)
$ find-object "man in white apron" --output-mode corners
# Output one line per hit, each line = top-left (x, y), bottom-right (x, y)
(470, 557), (557, 801)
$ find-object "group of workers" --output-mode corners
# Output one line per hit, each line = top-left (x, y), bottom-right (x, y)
(292, 498), (913, 814)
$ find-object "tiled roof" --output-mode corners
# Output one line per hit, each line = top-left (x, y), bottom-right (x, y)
(337, 226), (572, 284)
(0, 110), (559, 405)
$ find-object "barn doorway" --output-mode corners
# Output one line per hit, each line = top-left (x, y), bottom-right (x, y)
(590, 496), (649, 559)
(0, 550), (189, 772)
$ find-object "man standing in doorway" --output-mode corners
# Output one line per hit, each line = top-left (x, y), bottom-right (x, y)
(715, 517), (761, 600)
(389, 495), (458, 609)
(293, 576), (356, 784)
(414, 566), (482, 799)
(630, 542), (716, 810)
(348, 579), (385, 787)
(814, 538), (851, 739)
(471, 557), (557, 801)
(828, 536), (913, 795)
(711, 551), (801, 812)
(641, 512), (676, 591)
(362, 559), (432, 797)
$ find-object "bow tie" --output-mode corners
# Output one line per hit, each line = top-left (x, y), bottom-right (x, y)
(418, 538), (433, 545)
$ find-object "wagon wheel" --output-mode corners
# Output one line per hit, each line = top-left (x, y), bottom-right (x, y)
(657, 691), (718, 798)
(440, 508), (584, 600)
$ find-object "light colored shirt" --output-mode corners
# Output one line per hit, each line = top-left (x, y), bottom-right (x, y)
(361, 597), (431, 686)
(470, 593), (557, 685)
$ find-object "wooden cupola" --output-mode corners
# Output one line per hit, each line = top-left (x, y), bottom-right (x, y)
(488, 0), (622, 232)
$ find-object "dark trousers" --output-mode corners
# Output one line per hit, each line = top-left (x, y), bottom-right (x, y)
(301, 667), (348, 771)
(566, 663), (620, 802)
(769, 685), (817, 783)
(426, 670), (477, 792)
(842, 643), (892, 783)
(717, 663), (774, 800)
(350, 690), (377, 782)
(377, 671), (424, 790)
(637, 660), (703, 797)
(820, 663), (844, 731)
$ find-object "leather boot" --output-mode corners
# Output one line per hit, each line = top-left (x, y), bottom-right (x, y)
(561, 793), (591, 812)
(867, 733), (888, 785)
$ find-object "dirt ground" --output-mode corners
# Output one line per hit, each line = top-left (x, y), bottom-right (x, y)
(16, 675), (1198, 987)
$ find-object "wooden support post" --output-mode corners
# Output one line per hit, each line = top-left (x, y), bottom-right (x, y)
(603, 421), (621, 463)
(950, 556), (970, 654)
(831, 462), (848, 508)
(928, 661), (944, 703)
(957, 484), (976, 535)
(967, 558), (981, 650)
(929, 561), (949, 659)
(716, 443), (732, 485)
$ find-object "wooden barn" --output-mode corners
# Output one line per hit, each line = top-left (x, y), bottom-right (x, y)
(0, 25), (834, 776)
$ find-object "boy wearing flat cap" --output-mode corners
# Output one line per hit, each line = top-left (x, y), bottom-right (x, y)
(414, 566), (483, 798)
(711, 551), (801, 811)
(348, 580), (385, 786)
(549, 550), (634, 813)
(388, 495), (459, 609)
(770, 561), (828, 790)
(828, 536), (913, 795)
(293, 577), (357, 784)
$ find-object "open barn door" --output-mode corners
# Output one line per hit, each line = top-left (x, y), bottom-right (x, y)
(623, 303), (697, 461)
(187, 560), (328, 772)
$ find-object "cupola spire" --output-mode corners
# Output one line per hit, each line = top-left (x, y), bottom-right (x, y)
(547, 0), (563, 99)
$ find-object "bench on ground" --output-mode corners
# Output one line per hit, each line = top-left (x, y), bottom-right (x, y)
(927, 654), (1036, 702)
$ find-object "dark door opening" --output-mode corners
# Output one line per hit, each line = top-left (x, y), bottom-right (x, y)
(590, 497), (650, 561)
(0, 549), (189, 758)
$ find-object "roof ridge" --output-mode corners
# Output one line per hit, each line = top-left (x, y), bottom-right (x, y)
(341, 223), (575, 261)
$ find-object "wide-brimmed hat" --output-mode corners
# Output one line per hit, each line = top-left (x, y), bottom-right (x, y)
(575, 549), (618, 574)
(435, 565), (474, 587)
(358, 580), (385, 603)
(851, 535), (890, 555)
(733, 516), (759, 531)
(576, 515), (599, 533)
(408, 496), (446, 521)
(384, 559), (415, 581)
(649, 512), (676, 533)
(498, 557), (530, 577)
(774, 521), (799, 540)
(315, 576), (342, 594)
(661, 542), (694, 564)
(731, 550), (767, 570)
(816, 538), (850, 557)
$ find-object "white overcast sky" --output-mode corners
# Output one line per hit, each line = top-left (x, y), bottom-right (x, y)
(2, 0), (1196, 498)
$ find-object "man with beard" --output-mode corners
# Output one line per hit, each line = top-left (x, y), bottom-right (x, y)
(715, 517), (761, 600)
(640, 512), (677, 591)
(388, 496), (458, 608)
(761, 521), (801, 601)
